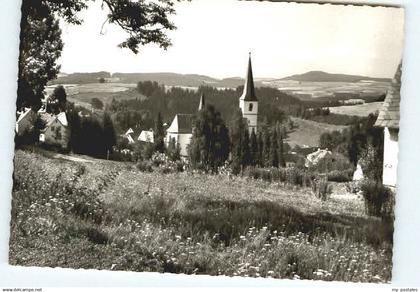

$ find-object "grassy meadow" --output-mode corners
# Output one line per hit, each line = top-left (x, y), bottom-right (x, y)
(328, 102), (383, 117)
(45, 83), (146, 109)
(286, 117), (348, 147)
(9, 149), (392, 282)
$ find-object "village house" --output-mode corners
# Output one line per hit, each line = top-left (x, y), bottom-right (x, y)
(39, 112), (69, 149)
(15, 108), (37, 136)
(138, 130), (154, 143)
(305, 148), (332, 169)
(374, 62), (401, 189)
(123, 128), (136, 144)
(166, 114), (194, 157)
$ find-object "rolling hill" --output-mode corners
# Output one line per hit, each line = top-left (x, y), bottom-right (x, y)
(281, 71), (390, 83)
(49, 72), (264, 88)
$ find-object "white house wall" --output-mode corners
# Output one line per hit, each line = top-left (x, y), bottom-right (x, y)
(166, 132), (192, 157)
(383, 127), (399, 188)
(43, 119), (69, 148)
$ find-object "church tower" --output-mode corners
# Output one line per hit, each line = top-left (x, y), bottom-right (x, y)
(239, 53), (258, 134)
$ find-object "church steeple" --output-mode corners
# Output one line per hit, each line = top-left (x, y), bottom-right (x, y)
(198, 93), (205, 111)
(240, 53), (258, 101)
(239, 53), (259, 134)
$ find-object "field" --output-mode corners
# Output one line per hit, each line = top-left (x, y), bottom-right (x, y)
(269, 80), (389, 100)
(9, 149), (392, 282)
(328, 102), (383, 117)
(45, 83), (145, 109)
(286, 117), (348, 147)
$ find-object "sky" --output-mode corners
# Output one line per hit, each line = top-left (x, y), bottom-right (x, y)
(58, 0), (405, 79)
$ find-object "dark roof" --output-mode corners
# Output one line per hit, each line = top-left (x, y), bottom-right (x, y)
(240, 54), (258, 102)
(375, 62), (402, 129)
(167, 114), (193, 134)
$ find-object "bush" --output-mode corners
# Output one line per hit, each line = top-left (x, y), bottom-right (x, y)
(360, 179), (393, 217)
(244, 167), (314, 188)
(136, 161), (153, 172)
(327, 169), (353, 182)
(311, 177), (333, 201)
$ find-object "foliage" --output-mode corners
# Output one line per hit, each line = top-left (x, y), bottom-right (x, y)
(48, 85), (67, 114)
(360, 179), (394, 218)
(110, 83), (299, 128)
(17, 0), (181, 109)
(10, 150), (392, 282)
(166, 138), (181, 162)
(154, 112), (165, 153)
(327, 169), (354, 182)
(311, 177), (333, 201)
(189, 105), (230, 172)
(318, 114), (383, 167)
(103, 112), (117, 157)
(309, 152), (353, 173)
(67, 109), (116, 159)
(17, 0), (63, 110)
(136, 160), (154, 173)
(359, 143), (384, 182)
(91, 98), (104, 110)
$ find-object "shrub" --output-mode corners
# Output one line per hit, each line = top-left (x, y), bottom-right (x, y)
(360, 179), (393, 217)
(311, 177), (333, 201)
(327, 169), (353, 182)
(345, 181), (359, 194)
(244, 167), (314, 188)
(136, 161), (153, 172)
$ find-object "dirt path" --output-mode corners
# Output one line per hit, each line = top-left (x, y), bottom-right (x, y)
(52, 153), (96, 163)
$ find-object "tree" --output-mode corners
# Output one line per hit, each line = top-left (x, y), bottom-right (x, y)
(103, 112), (117, 158)
(278, 132), (286, 167)
(250, 129), (258, 166)
(98, 77), (106, 84)
(229, 109), (246, 173)
(189, 105), (230, 172)
(154, 112), (165, 153)
(167, 137), (181, 162)
(67, 105), (83, 153)
(49, 85), (67, 113)
(263, 130), (271, 167)
(91, 98), (104, 110)
(257, 131), (264, 167)
(269, 128), (279, 168)
(18, 0), (181, 109)
(241, 127), (251, 167)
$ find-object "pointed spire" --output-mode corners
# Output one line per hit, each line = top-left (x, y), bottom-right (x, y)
(198, 93), (205, 111)
(240, 52), (258, 101)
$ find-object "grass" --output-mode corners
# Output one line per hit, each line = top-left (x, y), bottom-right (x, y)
(9, 149), (392, 282)
(328, 102), (383, 117)
(45, 83), (146, 108)
(287, 117), (347, 147)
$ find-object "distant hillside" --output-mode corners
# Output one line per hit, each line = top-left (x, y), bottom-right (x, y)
(49, 72), (111, 84)
(281, 71), (390, 83)
(50, 72), (263, 88)
(112, 72), (219, 87)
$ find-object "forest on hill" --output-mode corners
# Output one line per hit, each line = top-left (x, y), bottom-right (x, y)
(107, 81), (304, 132)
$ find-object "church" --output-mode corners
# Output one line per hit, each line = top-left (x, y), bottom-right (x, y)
(239, 53), (259, 134)
(166, 54), (259, 156)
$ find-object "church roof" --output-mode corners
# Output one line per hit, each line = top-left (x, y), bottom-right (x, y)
(167, 114), (193, 134)
(240, 54), (258, 102)
(375, 62), (402, 129)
